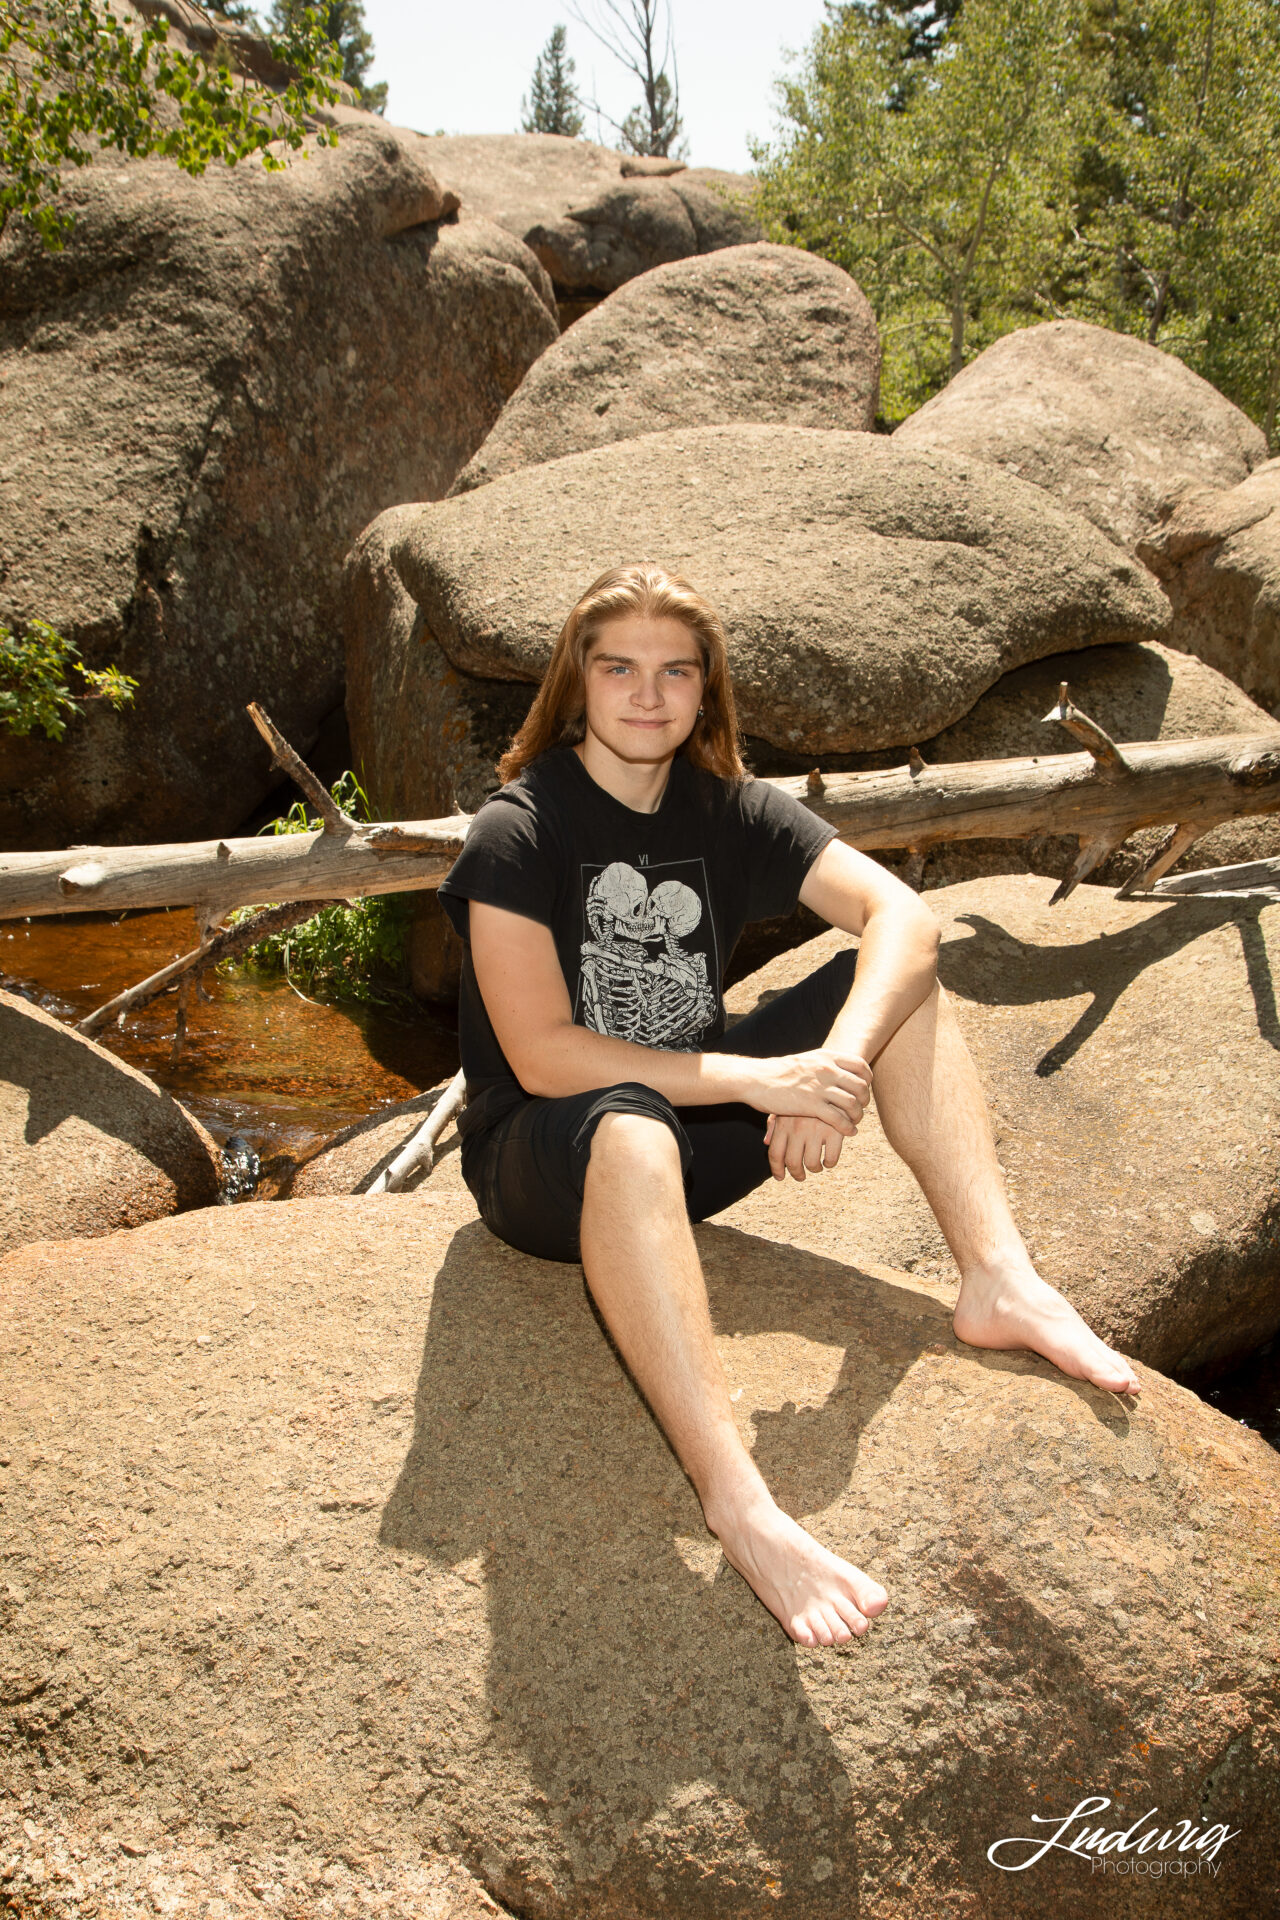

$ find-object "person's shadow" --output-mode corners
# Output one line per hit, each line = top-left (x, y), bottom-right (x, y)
(379, 1218), (1134, 1913)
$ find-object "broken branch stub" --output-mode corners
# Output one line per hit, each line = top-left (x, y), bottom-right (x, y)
(1044, 683), (1131, 780)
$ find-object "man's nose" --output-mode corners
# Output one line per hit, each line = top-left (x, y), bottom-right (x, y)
(632, 673), (664, 707)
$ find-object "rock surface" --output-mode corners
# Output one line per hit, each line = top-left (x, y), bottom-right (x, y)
(282, 1085), (468, 1199)
(451, 244), (880, 495)
(419, 134), (761, 298)
(724, 874), (1280, 1378)
(1, 1194), (1276, 1916)
(0, 988), (220, 1253)
(0, 125), (557, 849)
(1138, 459), (1280, 718)
(895, 320), (1267, 552)
(345, 425), (1169, 823)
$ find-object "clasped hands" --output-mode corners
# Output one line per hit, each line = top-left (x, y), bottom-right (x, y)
(744, 1047), (873, 1183)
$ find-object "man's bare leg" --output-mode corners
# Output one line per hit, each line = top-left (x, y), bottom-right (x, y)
(869, 984), (1139, 1395)
(581, 1111), (889, 1646)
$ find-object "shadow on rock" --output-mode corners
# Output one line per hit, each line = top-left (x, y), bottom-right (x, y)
(938, 899), (1278, 1072)
(377, 1218), (1151, 1916)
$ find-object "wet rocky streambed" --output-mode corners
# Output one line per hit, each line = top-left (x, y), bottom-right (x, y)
(4, 905), (1276, 1452)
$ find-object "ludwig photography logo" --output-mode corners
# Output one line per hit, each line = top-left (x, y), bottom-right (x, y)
(987, 1796), (1241, 1879)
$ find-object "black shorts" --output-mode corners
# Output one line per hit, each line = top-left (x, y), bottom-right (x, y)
(459, 949), (858, 1264)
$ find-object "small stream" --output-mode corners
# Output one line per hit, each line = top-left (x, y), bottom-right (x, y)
(3, 907), (1276, 1447)
(1, 907), (459, 1187)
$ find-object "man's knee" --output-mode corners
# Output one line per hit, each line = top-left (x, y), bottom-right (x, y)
(588, 1110), (683, 1184)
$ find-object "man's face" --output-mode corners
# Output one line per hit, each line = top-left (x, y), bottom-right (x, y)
(581, 614), (706, 770)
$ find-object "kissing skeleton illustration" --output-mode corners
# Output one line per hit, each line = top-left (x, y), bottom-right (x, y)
(580, 862), (716, 1047)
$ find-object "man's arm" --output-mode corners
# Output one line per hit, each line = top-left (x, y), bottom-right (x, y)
(764, 841), (941, 1180)
(798, 840), (940, 1059)
(467, 900), (871, 1134)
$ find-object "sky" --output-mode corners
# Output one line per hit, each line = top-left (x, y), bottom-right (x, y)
(360, 1), (829, 174)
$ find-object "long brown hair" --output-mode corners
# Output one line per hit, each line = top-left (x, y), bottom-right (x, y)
(497, 563), (746, 785)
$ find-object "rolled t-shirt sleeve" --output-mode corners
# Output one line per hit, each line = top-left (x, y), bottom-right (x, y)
(740, 778), (839, 922)
(438, 792), (558, 943)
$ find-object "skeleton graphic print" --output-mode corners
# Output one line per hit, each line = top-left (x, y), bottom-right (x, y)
(577, 858), (719, 1049)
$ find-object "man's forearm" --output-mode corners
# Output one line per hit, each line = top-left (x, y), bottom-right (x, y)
(515, 1022), (758, 1106)
(823, 904), (940, 1064)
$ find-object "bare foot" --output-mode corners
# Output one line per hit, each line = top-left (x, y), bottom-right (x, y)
(707, 1492), (888, 1646)
(953, 1258), (1140, 1395)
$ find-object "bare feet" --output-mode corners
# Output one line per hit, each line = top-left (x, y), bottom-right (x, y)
(953, 1257), (1140, 1395)
(707, 1491), (888, 1646)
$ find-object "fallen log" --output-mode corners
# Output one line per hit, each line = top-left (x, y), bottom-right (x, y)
(4, 729), (1278, 922)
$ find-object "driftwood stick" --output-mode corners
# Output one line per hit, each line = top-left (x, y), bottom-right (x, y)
(246, 702), (357, 835)
(1115, 821), (1206, 899)
(365, 1069), (467, 1195)
(1044, 683), (1131, 780)
(7, 734), (1280, 923)
(1144, 856), (1280, 901)
(77, 897), (343, 1036)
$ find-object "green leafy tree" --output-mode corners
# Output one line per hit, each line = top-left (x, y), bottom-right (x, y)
(0, 0), (342, 247)
(1070, 0), (1280, 434)
(0, 618), (137, 741)
(522, 24), (584, 137)
(755, 0), (1091, 417)
(267, 0), (385, 113)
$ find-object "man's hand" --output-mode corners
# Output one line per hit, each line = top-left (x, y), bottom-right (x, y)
(763, 1113), (854, 1182)
(740, 1049), (872, 1132)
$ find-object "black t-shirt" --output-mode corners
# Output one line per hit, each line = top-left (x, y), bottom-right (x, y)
(438, 748), (836, 1128)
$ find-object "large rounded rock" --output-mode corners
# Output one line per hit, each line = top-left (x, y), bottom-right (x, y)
(1, 1195), (1276, 1915)
(895, 321), (1267, 552)
(451, 244), (880, 495)
(0, 988), (220, 1252)
(1138, 460), (1280, 717)
(724, 874), (1280, 1378)
(419, 134), (761, 302)
(345, 425), (1169, 823)
(0, 126), (557, 850)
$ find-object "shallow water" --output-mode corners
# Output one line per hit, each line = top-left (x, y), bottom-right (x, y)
(1, 908), (459, 1178)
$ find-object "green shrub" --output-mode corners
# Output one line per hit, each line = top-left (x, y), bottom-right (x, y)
(224, 771), (414, 1005)
(0, 618), (137, 740)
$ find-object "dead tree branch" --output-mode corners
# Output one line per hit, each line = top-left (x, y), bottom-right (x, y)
(76, 896), (344, 1037)
(246, 702), (357, 834)
(365, 1068), (468, 1195)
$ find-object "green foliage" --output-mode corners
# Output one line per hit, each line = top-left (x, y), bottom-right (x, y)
(522, 24), (584, 137)
(755, 0), (1091, 419)
(0, 617), (137, 741)
(267, 0), (385, 114)
(0, 0), (342, 247)
(755, 0), (1280, 439)
(226, 771), (413, 1005)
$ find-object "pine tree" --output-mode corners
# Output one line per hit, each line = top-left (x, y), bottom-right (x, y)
(521, 26), (585, 137)
(620, 69), (681, 157)
(268, 0), (387, 114)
